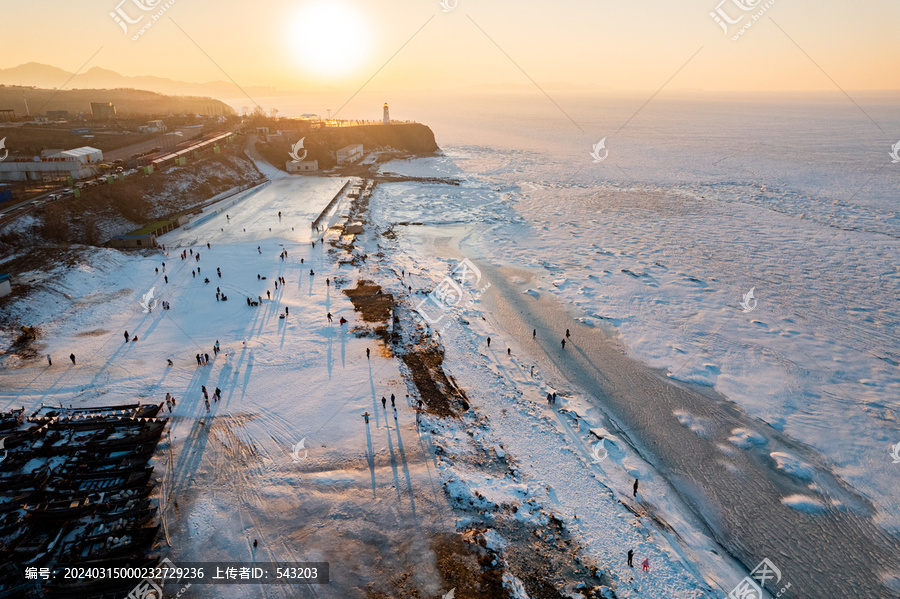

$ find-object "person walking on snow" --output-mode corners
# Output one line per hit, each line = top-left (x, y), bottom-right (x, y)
(202, 386), (208, 400)
(390, 394), (395, 407)
(547, 392), (552, 405)
(366, 348), (370, 359)
(533, 329), (536, 339)
(362, 412), (370, 424)
(627, 549), (634, 567)
(196, 354), (202, 366)
(561, 338), (566, 349)
(47, 354), (52, 366)
(393, 407), (398, 420)
(487, 337), (491, 348)
(633, 478), (639, 498)
(215, 341), (220, 353)
(205, 398), (210, 412)
(381, 396), (387, 409)
(267, 290), (271, 299)
(507, 348), (511, 356)
(69, 353), (76, 365)
(566, 329), (570, 338)
(327, 312), (333, 323)
(124, 331), (130, 342)
(215, 387), (221, 399)
(642, 558), (649, 572)
(204, 353), (210, 364)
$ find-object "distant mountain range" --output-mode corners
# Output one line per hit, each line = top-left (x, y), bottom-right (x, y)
(0, 62), (280, 101)
(0, 62), (595, 101)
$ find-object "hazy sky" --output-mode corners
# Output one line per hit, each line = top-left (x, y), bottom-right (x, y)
(1, 0), (897, 94)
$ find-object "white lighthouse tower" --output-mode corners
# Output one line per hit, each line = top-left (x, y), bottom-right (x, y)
(383, 103), (390, 125)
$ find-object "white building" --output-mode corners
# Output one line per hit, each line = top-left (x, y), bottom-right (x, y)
(139, 120), (168, 133)
(336, 144), (363, 165)
(286, 160), (318, 174)
(383, 103), (390, 125)
(0, 146), (103, 182)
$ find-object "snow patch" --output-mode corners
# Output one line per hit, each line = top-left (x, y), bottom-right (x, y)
(728, 428), (767, 449)
(781, 494), (827, 514)
(673, 410), (714, 439)
(770, 451), (815, 482)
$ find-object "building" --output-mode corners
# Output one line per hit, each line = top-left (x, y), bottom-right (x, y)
(139, 120), (167, 133)
(90, 103), (117, 119)
(336, 144), (363, 165)
(286, 160), (318, 174)
(254, 127), (283, 143)
(0, 273), (10, 298)
(109, 234), (157, 249)
(46, 110), (69, 120)
(0, 146), (103, 182)
(383, 103), (390, 125)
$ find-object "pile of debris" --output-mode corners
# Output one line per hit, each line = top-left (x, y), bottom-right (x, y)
(0, 403), (166, 598)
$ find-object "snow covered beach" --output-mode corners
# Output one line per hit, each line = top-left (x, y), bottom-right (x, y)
(3, 95), (900, 598)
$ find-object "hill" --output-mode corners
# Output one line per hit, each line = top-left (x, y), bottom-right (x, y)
(0, 85), (234, 118)
(0, 62), (276, 101)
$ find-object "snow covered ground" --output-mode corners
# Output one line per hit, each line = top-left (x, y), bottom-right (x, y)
(0, 163), (738, 597)
(365, 133), (900, 597)
(3, 95), (900, 597)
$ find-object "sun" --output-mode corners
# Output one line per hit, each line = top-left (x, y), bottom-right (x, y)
(288, 1), (371, 79)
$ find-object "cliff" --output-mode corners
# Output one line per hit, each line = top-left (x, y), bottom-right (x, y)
(256, 123), (439, 170)
(312, 123), (438, 155)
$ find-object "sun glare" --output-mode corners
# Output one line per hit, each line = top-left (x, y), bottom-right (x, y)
(288, 1), (371, 79)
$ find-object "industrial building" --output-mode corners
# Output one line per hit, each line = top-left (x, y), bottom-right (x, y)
(286, 160), (318, 174)
(336, 144), (363, 165)
(109, 234), (157, 249)
(138, 120), (167, 133)
(90, 102), (117, 119)
(0, 146), (103, 182)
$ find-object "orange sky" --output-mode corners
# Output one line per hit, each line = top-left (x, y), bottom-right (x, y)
(1, 0), (898, 93)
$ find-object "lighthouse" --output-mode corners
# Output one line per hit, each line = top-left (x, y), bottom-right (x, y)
(383, 103), (390, 125)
